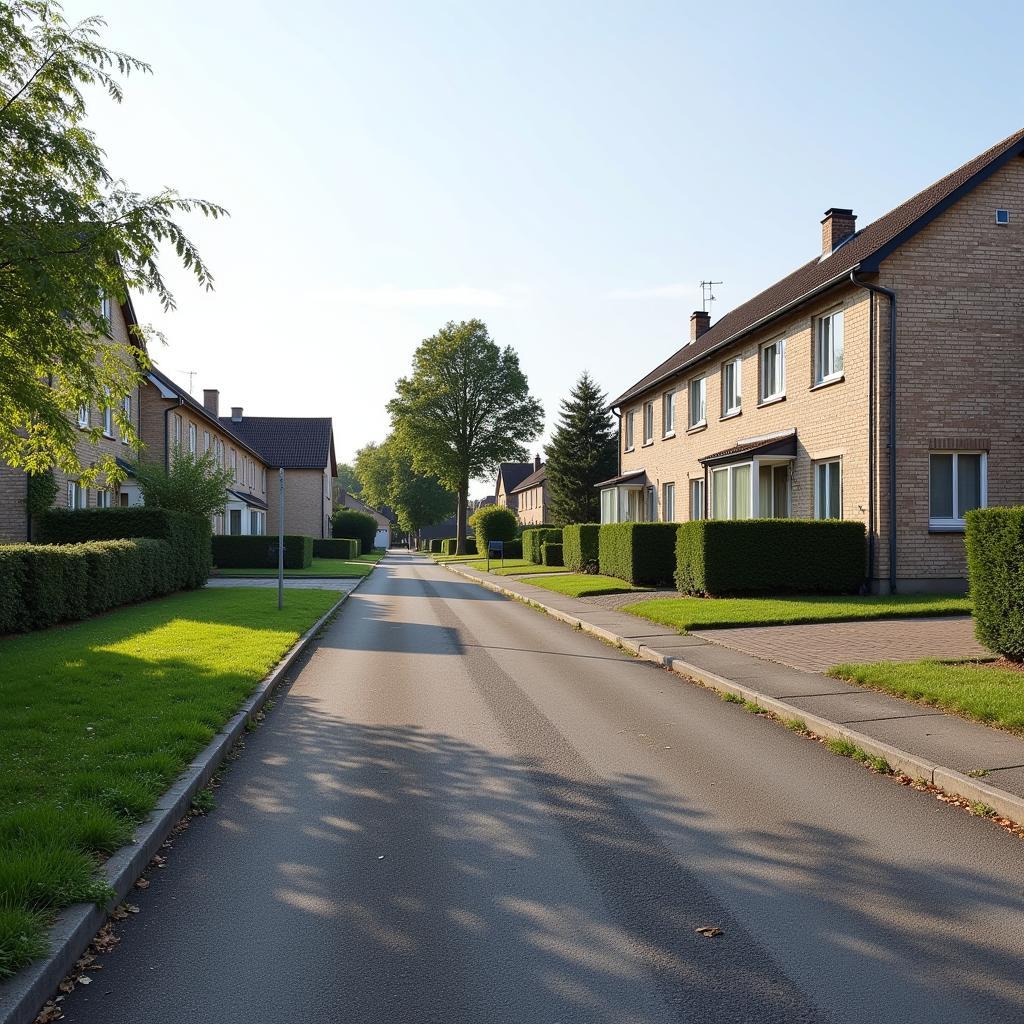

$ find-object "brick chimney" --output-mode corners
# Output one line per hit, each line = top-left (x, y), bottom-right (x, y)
(203, 389), (219, 416)
(534, 453), (542, 471)
(821, 208), (857, 255)
(231, 406), (243, 423)
(690, 310), (710, 344)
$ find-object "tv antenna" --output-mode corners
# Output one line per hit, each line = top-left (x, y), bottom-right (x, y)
(699, 280), (722, 312)
(179, 369), (197, 393)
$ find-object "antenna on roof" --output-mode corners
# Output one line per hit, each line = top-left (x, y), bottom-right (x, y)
(179, 369), (197, 393)
(699, 280), (722, 313)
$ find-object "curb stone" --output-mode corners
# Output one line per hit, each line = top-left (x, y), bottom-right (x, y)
(442, 562), (1024, 828)
(0, 579), (362, 1024)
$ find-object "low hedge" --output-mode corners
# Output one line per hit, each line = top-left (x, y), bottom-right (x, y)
(562, 524), (600, 574)
(675, 519), (866, 596)
(313, 538), (359, 559)
(470, 505), (517, 551)
(331, 509), (378, 554)
(212, 534), (313, 569)
(522, 527), (562, 564)
(967, 506), (1024, 659)
(541, 542), (564, 567)
(599, 522), (679, 586)
(430, 538), (444, 553)
(440, 537), (476, 555)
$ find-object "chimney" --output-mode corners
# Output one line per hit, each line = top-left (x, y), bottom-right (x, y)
(690, 310), (710, 344)
(203, 389), (219, 416)
(821, 208), (857, 255)
(231, 406), (243, 423)
(534, 453), (542, 471)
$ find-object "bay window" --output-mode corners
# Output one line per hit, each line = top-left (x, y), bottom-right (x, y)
(710, 463), (752, 520)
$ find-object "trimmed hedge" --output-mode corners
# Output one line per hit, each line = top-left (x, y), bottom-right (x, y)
(313, 538), (359, 559)
(675, 519), (866, 596)
(0, 538), (179, 634)
(562, 524), (600, 574)
(966, 506), (1024, 659)
(470, 505), (517, 552)
(599, 522), (679, 586)
(430, 538), (444, 553)
(440, 537), (477, 556)
(541, 542), (564, 567)
(522, 527), (562, 564)
(212, 534), (313, 569)
(331, 509), (378, 554)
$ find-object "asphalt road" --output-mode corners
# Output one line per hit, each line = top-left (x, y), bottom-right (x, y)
(62, 552), (1024, 1024)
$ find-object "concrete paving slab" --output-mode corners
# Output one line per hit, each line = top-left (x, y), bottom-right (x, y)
(982, 765), (1024, 800)
(784, 689), (947, 725)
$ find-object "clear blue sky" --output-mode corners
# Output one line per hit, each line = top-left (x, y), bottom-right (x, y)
(67, 0), (1024, 495)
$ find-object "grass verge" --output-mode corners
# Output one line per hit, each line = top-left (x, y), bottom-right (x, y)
(528, 574), (650, 598)
(621, 593), (971, 633)
(214, 557), (374, 578)
(0, 586), (338, 979)
(448, 558), (570, 576)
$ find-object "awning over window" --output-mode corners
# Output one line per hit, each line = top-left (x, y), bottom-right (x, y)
(594, 469), (647, 489)
(699, 429), (797, 467)
(226, 488), (268, 511)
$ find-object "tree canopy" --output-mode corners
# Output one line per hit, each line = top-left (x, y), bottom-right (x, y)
(0, 1), (225, 486)
(335, 462), (362, 496)
(387, 319), (542, 552)
(134, 445), (235, 519)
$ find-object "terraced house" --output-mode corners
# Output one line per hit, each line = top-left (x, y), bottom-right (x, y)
(605, 129), (1024, 593)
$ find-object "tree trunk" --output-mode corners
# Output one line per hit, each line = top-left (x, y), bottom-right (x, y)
(455, 481), (469, 555)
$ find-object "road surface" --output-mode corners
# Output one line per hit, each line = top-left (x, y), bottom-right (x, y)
(62, 552), (1024, 1023)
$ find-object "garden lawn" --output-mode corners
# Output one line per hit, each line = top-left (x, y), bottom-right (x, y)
(828, 660), (1024, 734)
(0, 587), (338, 979)
(622, 594), (972, 633)
(529, 574), (648, 598)
(454, 558), (569, 577)
(214, 557), (374, 578)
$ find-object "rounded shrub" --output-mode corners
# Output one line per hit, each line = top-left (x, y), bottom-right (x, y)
(331, 509), (378, 553)
(470, 505), (517, 552)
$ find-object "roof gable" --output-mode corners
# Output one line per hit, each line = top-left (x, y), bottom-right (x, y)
(220, 415), (335, 471)
(510, 464), (546, 492)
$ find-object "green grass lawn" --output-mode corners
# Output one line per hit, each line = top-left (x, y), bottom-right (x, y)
(528, 574), (649, 598)
(453, 558), (569, 576)
(0, 587), (338, 979)
(828, 659), (1024, 734)
(622, 594), (972, 633)
(214, 557), (374, 578)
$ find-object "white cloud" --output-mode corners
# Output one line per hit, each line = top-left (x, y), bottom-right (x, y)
(331, 284), (514, 308)
(607, 283), (697, 301)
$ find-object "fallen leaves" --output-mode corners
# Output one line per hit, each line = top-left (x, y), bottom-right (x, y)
(695, 926), (724, 938)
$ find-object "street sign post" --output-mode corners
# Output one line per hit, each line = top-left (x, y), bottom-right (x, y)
(486, 539), (504, 571)
(277, 467), (285, 610)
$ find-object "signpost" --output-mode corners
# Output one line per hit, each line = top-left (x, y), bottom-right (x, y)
(486, 539), (504, 571)
(277, 467), (285, 610)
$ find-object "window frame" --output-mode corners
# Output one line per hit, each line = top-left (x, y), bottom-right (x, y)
(759, 337), (786, 404)
(121, 395), (132, 445)
(687, 376), (707, 430)
(689, 478), (705, 521)
(99, 291), (112, 331)
(928, 451), (987, 531)
(721, 357), (742, 417)
(662, 390), (676, 437)
(173, 414), (182, 447)
(710, 461), (753, 521)
(814, 309), (845, 386)
(624, 410), (635, 451)
(662, 481), (675, 522)
(77, 405), (89, 429)
(642, 401), (654, 445)
(102, 402), (114, 438)
(188, 422), (197, 454)
(814, 459), (843, 519)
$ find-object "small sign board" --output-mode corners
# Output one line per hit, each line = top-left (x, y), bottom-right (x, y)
(487, 539), (504, 569)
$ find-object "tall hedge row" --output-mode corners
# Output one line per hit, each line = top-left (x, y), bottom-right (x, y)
(541, 542), (564, 567)
(675, 519), (866, 596)
(966, 506), (1024, 660)
(598, 523), (678, 585)
(562, 524), (600, 574)
(211, 535), (313, 569)
(331, 509), (378, 554)
(314, 538), (359, 560)
(522, 527), (562, 564)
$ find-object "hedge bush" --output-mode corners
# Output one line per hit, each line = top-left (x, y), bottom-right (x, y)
(522, 527), (562, 564)
(562, 524), (600, 574)
(966, 506), (1024, 659)
(212, 535), (313, 569)
(541, 542), (564, 567)
(470, 505), (518, 552)
(440, 538), (458, 555)
(599, 522), (679, 586)
(675, 519), (866, 596)
(331, 509), (378, 554)
(430, 538), (444, 553)
(313, 538), (359, 559)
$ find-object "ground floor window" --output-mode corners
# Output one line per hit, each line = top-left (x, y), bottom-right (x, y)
(250, 510), (265, 535)
(96, 490), (113, 509)
(662, 482), (675, 521)
(814, 459), (842, 519)
(929, 452), (985, 529)
(711, 463), (752, 520)
(229, 508), (242, 535)
(758, 463), (791, 518)
(599, 485), (647, 523)
(67, 481), (86, 509)
(689, 479), (705, 520)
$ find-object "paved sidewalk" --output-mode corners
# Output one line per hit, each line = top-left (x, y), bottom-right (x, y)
(444, 563), (1024, 820)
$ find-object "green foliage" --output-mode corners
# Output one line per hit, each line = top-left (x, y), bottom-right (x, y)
(133, 444), (235, 518)
(331, 508), (377, 554)
(25, 470), (57, 518)
(562, 523), (600, 574)
(0, 2), (226, 485)
(675, 519), (866, 596)
(541, 542), (564, 567)
(522, 527), (562, 564)
(335, 462), (362, 495)
(544, 372), (618, 525)
(440, 538), (458, 555)
(430, 538), (444, 553)
(388, 319), (543, 551)
(966, 506), (1024, 659)
(470, 504), (518, 552)
(599, 523), (679, 585)
(529, 573), (642, 598)
(211, 535), (313, 570)
(313, 538), (359, 560)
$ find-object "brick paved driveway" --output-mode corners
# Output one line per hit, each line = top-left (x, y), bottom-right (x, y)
(691, 615), (988, 673)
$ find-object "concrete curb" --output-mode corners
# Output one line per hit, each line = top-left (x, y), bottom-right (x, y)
(0, 581), (361, 1024)
(443, 562), (1024, 827)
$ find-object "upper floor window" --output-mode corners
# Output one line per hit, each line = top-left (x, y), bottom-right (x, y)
(99, 291), (112, 329)
(624, 410), (635, 450)
(662, 390), (676, 436)
(815, 310), (845, 384)
(688, 377), (706, 429)
(173, 414), (182, 446)
(188, 423), (197, 454)
(231, 449), (238, 480)
(929, 452), (986, 530)
(77, 405), (89, 429)
(642, 402), (654, 444)
(102, 401), (114, 437)
(760, 338), (786, 403)
(203, 430), (211, 453)
(722, 358), (741, 417)
(121, 395), (131, 444)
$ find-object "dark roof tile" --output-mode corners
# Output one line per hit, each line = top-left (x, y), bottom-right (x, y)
(220, 415), (335, 471)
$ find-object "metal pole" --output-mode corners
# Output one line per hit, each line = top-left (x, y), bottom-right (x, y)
(278, 467), (285, 610)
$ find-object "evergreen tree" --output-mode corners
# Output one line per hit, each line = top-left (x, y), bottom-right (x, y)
(544, 372), (617, 525)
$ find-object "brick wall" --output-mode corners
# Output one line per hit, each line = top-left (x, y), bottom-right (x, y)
(515, 483), (548, 524)
(0, 463), (28, 542)
(266, 467), (332, 538)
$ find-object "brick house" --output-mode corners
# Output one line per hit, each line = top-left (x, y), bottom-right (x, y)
(221, 412), (336, 539)
(509, 456), (548, 525)
(335, 488), (395, 548)
(606, 128), (1024, 593)
(494, 462), (534, 512)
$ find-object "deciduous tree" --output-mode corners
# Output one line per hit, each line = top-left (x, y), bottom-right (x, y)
(134, 445), (234, 519)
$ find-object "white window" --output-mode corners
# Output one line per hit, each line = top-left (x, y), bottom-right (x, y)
(815, 310), (845, 384)
(929, 452), (986, 529)
(759, 464), (791, 518)
(67, 481), (86, 508)
(722, 358), (741, 416)
(625, 410), (635, 451)
(188, 423), (197, 454)
(662, 482), (675, 521)
(663, 390), (676, 436)
(102, 402), (113, 437)
(77, 405), (89, 428)
(710, 463), (752, 520)
(600, 488), (616, 523)
(760, 338), (786, 403)
(99, 291), (112, 328)
(173, 414), (182, 446)
(97, 490), (112, 508)
(815, 459), (842, 519)
(646, 486), (656, 520)
(689, 478), (705, 520)
(121, 395), (131, 444)
(643, 402), (654, 444)
(231, 449), (238, 480)
(688, 377), (706, 429)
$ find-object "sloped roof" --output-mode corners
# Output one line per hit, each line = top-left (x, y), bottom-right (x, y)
(221, 415), (336, 473)
(594, 469), (646, 488)
(495, 462), (534, 496)
(612, 128), (1024, 407)
(699, 429), (797, 466)
(510, 463), (546, 493)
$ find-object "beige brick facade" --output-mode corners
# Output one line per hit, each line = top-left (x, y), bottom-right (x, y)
(267, 467), (333, 539)
(512, 480), (548, 524)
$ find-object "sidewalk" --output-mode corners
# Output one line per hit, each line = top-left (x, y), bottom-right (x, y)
(444, 563), (1024, 823)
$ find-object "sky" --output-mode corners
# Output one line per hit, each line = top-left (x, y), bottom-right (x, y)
(65, 0), (1024, 496)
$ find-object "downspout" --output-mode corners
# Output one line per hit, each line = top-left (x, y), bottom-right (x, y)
(850, 271), (897, 594)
